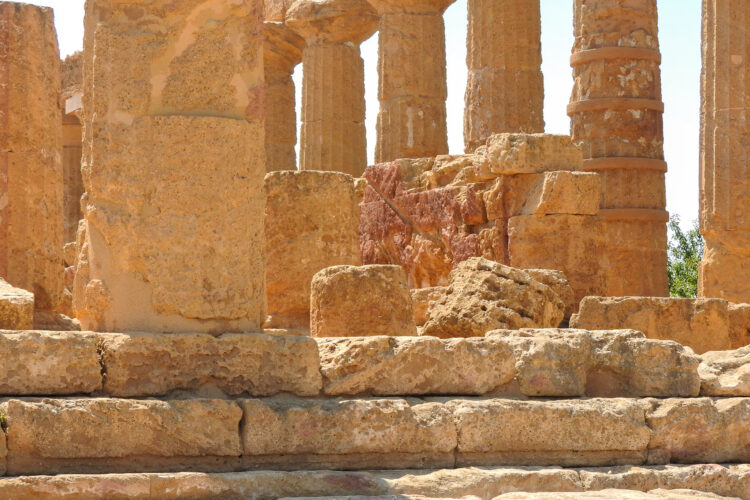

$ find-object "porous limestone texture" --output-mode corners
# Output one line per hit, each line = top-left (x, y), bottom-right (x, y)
(647, 398), (750, 464)
(265, 0), (295, 21)
(99, 332), (322, 397)
(465, 0), (544, 152)
(411, 286), (447, 326)
(370, 0), (454, 162)
(700, 346), (750, 396)
(0, 331), (100, 395)
(264, 22), (304, 172)
(492, 490), (734, 499)
(360, 133), (608, 307)
(2, 398), (243, 475)
(0, 278), (33, 330)
(524, 269), (577, 320)
(421, 258), (565, 338)
(570, 0), (668, 297)
(79, 0), (267, 332)
(318, 329), (700, 397)
(287, 0), (378, 175)
(0, 466), (747, 499)
(0, 2), (64, 311)
(310, 265), (416, 337)
(700, 0), (750, 303)
(265, 171), (361, 330)
(571, 296), (750, 354)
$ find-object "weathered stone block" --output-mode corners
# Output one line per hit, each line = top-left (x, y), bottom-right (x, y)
(700, 346), (750, 396)
(647, 398), (750, 464)
(519, 171), (601, 216)
(477, 134), (583, 175)
(265, 171), (361, 330)
(3, 399), (242, 469)
(422, 258), (564, 338)
(451, 398), (650, 467)
(524, 269), (577, 320)
(410, 286), (447, 326)
(0, 331), (101, 395)
(318, 336), (516, 396)
(310, 265), (416, 337)
(0, 279), (33, 330)
(240, 398), (456, 458)
(571, 296), (750, 354)
(100, 332), (321, 397)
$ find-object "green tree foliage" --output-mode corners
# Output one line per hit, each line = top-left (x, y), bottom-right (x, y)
(667, 215), (704, 298)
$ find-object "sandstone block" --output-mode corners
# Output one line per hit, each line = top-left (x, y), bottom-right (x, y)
(265, 171), (361, 330)
(411, 286), (447, 326)
(240, 398), (456, 458)
(478, 134), (583, 175)
(524, 269), (577, 319)
(508, 215), (607, 306)
(700, 346), (750, 396)
(317, 336), (516, 396)
(0, 279), (33, 330)
(647, 398), (750, 464)
(422, 258), (564, 338)
(3, 398), (242, 470)
(493, 491), (735, 499)
(487, 329), (700, 398)
(310, 265), (416, 337)
(519, 171), (601, 216)
(451, 398), (650, 467)
(571, 296), (749, 354)
(100, 332), (321, 397)
(0, 331), (101, 395)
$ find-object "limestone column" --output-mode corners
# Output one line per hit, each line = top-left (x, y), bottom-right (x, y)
(0, 3), (64, 311)
(264, 22), (304, 172)
(78, 0), (266, 332)
(569, 0), (668, 297)
(370, 0), (453, 162)
(699, 0), (750, 301)
(287, 0), (378, 176)
(464, 0), (544, 153)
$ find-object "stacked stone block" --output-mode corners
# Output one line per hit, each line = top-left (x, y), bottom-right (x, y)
(569, 0), (669, 298)
(0, 3), (64, 311)
(77, 0), (267, 332)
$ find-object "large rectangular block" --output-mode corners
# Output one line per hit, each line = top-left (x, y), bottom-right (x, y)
(265, 171), (361, 330)
(477, 134), (583, 175)
(0, 279), (33, 330)
(647, 398), (750, 464)
(451, 398), (650, 467)
(3, 398), (242, 474)
(0, 331), (101, 395)
(699, 346), (750, 396)
(100, 332), (322, 397)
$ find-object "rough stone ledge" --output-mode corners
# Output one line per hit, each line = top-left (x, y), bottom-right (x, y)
(0, 397), (747, 475)
(0, 465), (746, 499)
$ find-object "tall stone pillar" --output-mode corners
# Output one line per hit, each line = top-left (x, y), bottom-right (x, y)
(0, 3), (64, 311)
(569, 0), (668, 297)
(464, 0), (544, 153)
(264, 22), (304, 172)
(287, 0), (378, 176)
(700, 0), (750, 301)
(78, 0), (266, 332)
(370, 0), (453, 162)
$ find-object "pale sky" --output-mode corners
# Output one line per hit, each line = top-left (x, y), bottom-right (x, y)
(31, 0), (701, 226)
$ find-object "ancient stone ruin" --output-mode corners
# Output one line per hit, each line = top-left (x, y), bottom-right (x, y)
(0, 0), (748, 498)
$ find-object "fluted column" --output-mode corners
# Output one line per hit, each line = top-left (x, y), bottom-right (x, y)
(699, 0), (750, 301)
(264, 22), (304, 172)
(569, 0), (668, 297)
(370, 0), (453, 163)
(287, 0), (378, 176)
(464, 0), (544, 153)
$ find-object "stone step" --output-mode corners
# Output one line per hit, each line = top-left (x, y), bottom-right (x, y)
(0, 465), (747, 499)
(2, 328), (734, 399)
(0, 396), (748, 475)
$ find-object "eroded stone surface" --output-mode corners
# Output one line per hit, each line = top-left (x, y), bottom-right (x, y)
(101, 332), (321, 397)
(265, 171), (361, 330)
(494, 491), (735, 499)
(478, 134), (583, 175)
(411, 286), (448, 327)
(0, 279), (34, 330)
(311, 265), (416, 337)
(524, 269), (577, 320)
(700, 346), (750, 396)
(422, 258), (564, 338)
(571, 296), (750, 354)
(0, 331), (100, 395)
